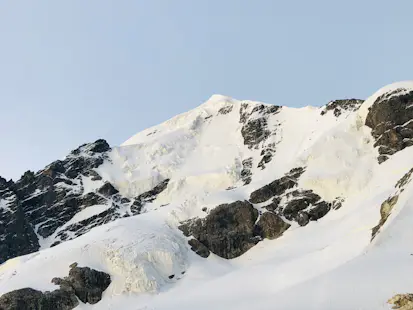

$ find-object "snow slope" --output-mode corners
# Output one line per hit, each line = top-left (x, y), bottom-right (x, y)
(2, 81), (413, 309)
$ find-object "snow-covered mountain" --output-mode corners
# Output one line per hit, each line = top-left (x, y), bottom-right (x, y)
(2, 81), (413, 309)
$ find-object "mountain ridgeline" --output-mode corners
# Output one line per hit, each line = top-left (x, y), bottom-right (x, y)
(2, 82), (413, 310)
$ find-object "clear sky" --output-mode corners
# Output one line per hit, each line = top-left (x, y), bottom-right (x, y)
(1, 1), (413, 180)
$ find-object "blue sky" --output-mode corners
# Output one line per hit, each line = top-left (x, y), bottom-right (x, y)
(1, 1), (413, 180)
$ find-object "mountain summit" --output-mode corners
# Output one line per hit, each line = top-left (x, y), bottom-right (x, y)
(1, 81), (413, 309)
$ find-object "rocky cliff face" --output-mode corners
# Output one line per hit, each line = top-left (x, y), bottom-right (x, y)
(0, 177), (39, 264)
(0, 139), (170, 263)
(365, 88), (413, 163)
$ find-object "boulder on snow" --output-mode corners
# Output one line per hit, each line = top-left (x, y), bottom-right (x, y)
(0, 287), (78, 310)
(249, 167), (305, 204)
(97, 182), (119, 197)
(239, 103), (280, 149)
(0, 179), (40, 264)
(0, 264), (111, 310)
(296, 212), (310, 226)
(307, 202), (331, 221)
(180, 201), (292, 259)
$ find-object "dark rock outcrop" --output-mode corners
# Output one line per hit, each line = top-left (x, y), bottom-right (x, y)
(0, 139), (153, 263)
(264, 197), (281, 212)
(180, 201), (260, 259)
(371, 195), (398, 240)
(388, 293), (413, 309)
(241, 118), (271, 149)
(249, 167), (305, 204)
(130, 179), (170, 215)
(307, 202), (331, 221)
(254, 212), (290, 239)
(97, 182), (119, 197)
(180, 200), (291, 259)
(0, 264), (111, 310)
(0, 287), (79, 310)
(365, 88), (413, 163)
(55, 263), (111, 304)
(218, 105), (233, 115)
(296, 212), (310, 226)
(320, 99), (364, 117)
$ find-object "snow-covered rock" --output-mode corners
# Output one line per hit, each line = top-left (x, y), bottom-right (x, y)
(2, 81), (413, 309)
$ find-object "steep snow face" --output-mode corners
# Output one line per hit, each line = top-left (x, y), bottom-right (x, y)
(4, 82), (413, 309)
(100, 94), (354, 218)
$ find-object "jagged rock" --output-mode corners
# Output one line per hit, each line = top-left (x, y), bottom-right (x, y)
(188, 239), (210, 258)
(97, 182), (119, 197)
(396, 167), (413, 189)
(388, 293), (413, 310)
(365, 89), (413, 163)
(218, 105), (233, 115)
(130, 199), (143, 215)
(137, 179), (170, 203)
(0, 264), (110, 309)
(283, 191), (328, 222)
(13, 139), (113, 239)
(371, 195), (399, 240)
(88, 170), (102, 181)
(320, 99), (364, 117)
(88, 139), (111, 153)
(296, 212), (310, 226)
(56, 206), (121, 241)
(254, 212), (290, 239)
(287, 189), (321, 202)
(0, 288), (44, 310)
(241, 157), (253, 185)
(0, 179), (39, 264)
(179, 201), (259, 259)
(0, 139), (151, 262)
(264, 197), (281, 212)
(239, 103), (280, 149)
(81, 192), (107, 207)
(283, 198), (313, 220)
(257, 153), (273, 170)
(307, 202), (331, 221)
(128, 179), (170, 215)
(332, 197), (344, 210)
(249, 167), (305, 204)
(64, 264), (111, 304)
(0, 287), (78, 310)
(41, 289), (79, 310)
